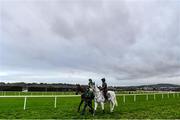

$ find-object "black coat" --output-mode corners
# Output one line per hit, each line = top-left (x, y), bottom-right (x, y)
(101, 82), (107, 92)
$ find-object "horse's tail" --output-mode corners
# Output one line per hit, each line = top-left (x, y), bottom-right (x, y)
(114, 94), (118, 106)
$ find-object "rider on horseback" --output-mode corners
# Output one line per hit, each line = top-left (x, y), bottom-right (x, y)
(101, 78), (108, 100)
(88, 78), (93, 89)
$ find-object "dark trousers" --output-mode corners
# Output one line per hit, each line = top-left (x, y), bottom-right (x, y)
(103, 90), (108, 100)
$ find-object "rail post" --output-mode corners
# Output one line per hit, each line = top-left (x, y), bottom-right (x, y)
(23, 97), (27, 110)
(168, 92), (169, 98)
(134, 95), (136, 102)
(173, 93), (175, 98)
(146, 94), (148, 101)
(162, 93), (164, 99)
(54, 96), (57, 108)
(123, 95), (126, 103)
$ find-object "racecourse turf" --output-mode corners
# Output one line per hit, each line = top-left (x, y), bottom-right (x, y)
(0, 93), (179, 119)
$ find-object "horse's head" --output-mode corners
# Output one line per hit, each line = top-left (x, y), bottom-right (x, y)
(75, 84), (79, 95)
(95, 85), (100, 92)
(75, 84), (85, 95)
(91, 82), (100, 93)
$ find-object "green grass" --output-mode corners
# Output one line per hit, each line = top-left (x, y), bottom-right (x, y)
(0, 93), (179, 119)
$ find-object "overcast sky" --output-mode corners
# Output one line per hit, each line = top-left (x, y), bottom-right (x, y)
(0, 0), (180, 86)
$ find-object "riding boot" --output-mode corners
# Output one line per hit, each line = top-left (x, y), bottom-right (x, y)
(105, 96), (108, 102)
(104, 95), (108, 102)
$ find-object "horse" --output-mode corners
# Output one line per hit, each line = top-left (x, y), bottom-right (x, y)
(75, 84), (86, 112)
(91, 84), (118, 115)
(75, 84), (94, 115)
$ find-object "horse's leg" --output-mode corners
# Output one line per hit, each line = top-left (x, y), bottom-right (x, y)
(81, 102), (87, 115)
(78, 100), (83, 112)
(109, 100), (112, 112)
(87, 101), (94, 114)
(111, 100), (115, 112)
(93, 102), (98, 116)
(111, 94), (117, 112)
(101, 102), (105, 113)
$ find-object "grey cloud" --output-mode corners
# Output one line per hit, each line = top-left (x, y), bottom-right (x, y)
(0, 0), (180, 85)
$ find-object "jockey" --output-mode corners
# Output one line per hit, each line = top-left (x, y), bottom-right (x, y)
(101, 78), (108, 100)
(88, 78), (93, 88)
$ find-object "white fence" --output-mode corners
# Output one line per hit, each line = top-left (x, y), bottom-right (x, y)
(0, 92), (179, 110)
(0, 95), (79, 110)
(117, 92), (180, 103)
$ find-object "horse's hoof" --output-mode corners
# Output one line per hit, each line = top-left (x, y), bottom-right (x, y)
(103, 110), (105, 113)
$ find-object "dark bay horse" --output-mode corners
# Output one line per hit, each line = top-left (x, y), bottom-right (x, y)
(76, 84), (94, 115)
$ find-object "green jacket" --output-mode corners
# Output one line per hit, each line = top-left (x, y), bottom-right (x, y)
(84, 90), (94, 100)
(88, 81), (93, 88)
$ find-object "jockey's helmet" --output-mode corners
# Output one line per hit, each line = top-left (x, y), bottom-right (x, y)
(89, 78), (92, 82)
(101, 78), (105, 82)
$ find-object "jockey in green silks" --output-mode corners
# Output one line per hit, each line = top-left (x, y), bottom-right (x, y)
(88, 78), (93, 89)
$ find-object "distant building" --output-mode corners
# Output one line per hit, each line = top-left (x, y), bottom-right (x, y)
(143, 87), (153, 91)
(22, 87), (28, 92)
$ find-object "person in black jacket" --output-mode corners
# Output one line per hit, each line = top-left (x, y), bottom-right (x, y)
(101, 78), (108, 100)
